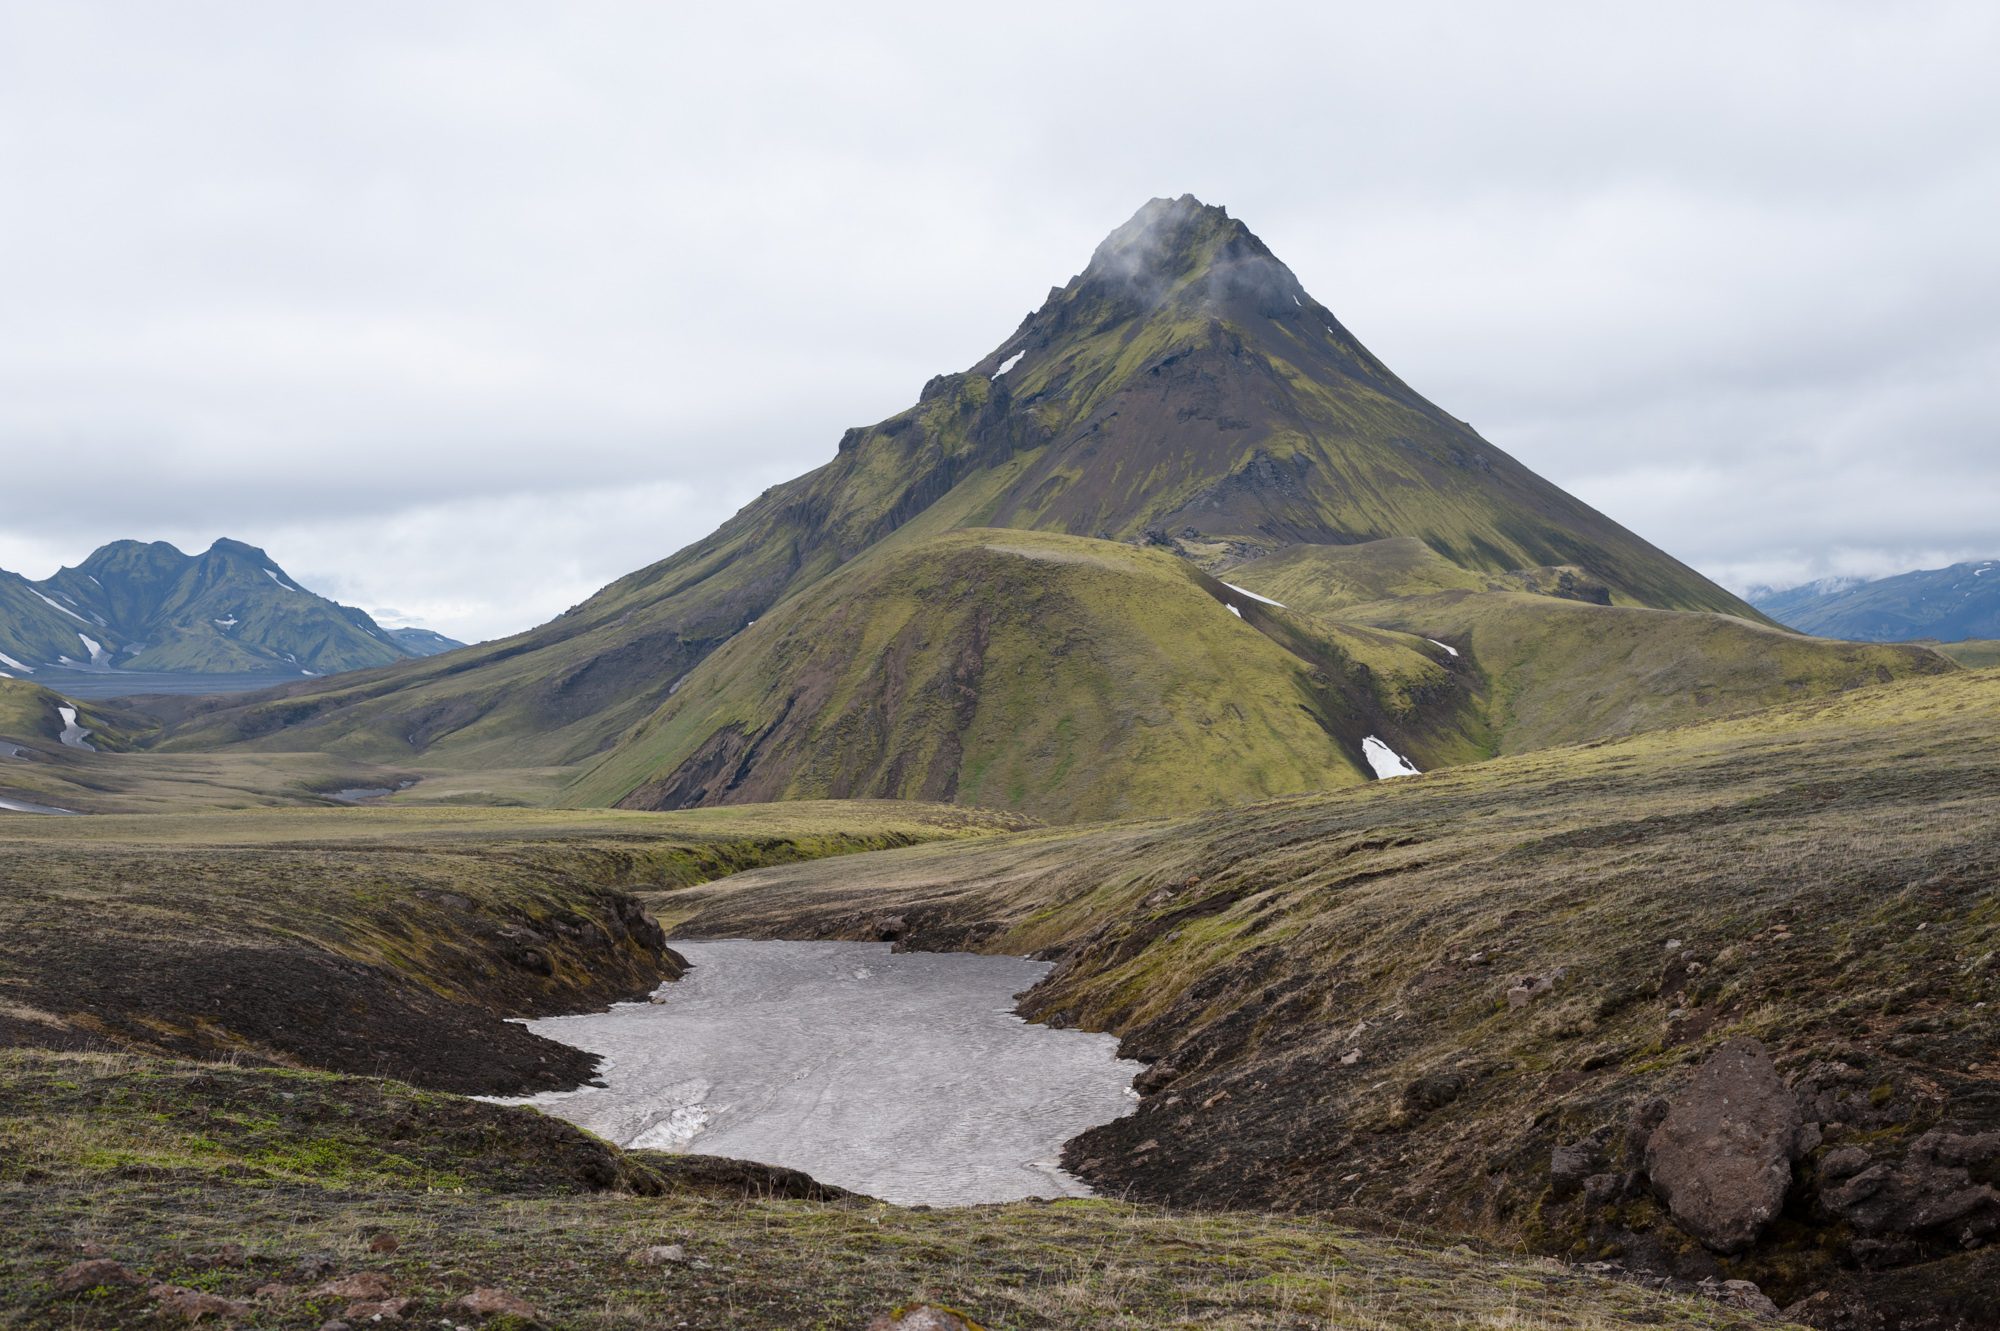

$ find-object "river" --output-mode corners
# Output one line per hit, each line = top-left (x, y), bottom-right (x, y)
(498, 939), (1141, 1206)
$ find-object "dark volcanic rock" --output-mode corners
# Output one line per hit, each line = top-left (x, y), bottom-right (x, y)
(1644, 1037), (1803, 1253)
(1819, 1128), (2000, 1248)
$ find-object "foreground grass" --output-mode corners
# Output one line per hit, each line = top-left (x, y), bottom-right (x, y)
(0, 1051), (1780, 1331)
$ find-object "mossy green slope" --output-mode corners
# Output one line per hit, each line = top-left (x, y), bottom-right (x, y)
(155, 195), (1761, 774)
(565, 529), (1466, 821)
(1225, 539), (1956, 756)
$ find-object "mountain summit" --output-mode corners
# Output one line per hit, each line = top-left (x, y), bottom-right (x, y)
(169, 198), (1831, 793)
(0, 539), (460, 678)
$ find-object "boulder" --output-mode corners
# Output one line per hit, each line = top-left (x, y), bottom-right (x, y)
(310, 1273), (394, 1300)
(1550, 1137), (1604, 1200)
(632, 1243), (688, 1266)
(458, 1287), (540, 1320)
(866, 1306), (986, 1331)
(1644, 1037), (1803, 1253)
(343, 1297), (411, 1321)
(53, 1258), (141, 1294)
(147, 1283), (251, 1322)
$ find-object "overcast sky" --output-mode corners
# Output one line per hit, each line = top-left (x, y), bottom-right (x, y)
(2, 2), (1995, 641)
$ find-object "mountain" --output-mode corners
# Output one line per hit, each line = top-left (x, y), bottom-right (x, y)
(567, 530), (1946, 819)
(565, 529), (1481, 820)
(1752, 559), (2000, 642)
(160, 197), (1789, 778)
(0, 539), (443, 678)
(388, 627), (467, 656)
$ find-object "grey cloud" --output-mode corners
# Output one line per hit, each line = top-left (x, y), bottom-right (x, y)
(1, 1), (1995, 639)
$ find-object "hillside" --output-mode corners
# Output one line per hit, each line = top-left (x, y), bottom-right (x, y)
(0, 800), (1787, 1330)
(0, 538), (452, 679)
(567, 531), (1949, 820)
(566, 529), (1479, 820)
(1753, 559), (2000, 642)
(1220, 540), (1954, 755)
(153, 195), (1768, 778)
(665, 668), (2000, 1327)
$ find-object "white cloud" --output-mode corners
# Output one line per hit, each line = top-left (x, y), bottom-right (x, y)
(0, 0), (1995, 638)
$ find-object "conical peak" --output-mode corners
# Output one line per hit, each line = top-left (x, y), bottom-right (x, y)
(1067, 194), (1304, 326)
(1085, 195), (1253, 286)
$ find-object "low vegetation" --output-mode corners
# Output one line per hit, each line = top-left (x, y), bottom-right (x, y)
(0, 801), (1026, 1089)
(667, 670), (2000, 1321)
(0, 1050), (1783, 1331)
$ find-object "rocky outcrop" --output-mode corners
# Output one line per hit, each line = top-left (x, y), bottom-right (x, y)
(1643, 1038), (1804, 1253)
(1818, 1129), (2000, 1254)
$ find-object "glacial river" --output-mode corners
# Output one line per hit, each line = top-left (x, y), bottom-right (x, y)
(500, 939), (1142, 1206)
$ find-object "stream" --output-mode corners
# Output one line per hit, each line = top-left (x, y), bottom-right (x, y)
(498, 939), (1142, 1206)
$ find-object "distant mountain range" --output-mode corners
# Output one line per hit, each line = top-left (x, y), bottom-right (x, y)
(0, 539), (463, 679)
(1752, 559), (2000, 642)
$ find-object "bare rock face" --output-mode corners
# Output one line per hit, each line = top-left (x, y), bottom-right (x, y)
(1644, 1037), (1803, 1253)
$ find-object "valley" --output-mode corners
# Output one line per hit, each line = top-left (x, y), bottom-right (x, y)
(3, 195), (1995, 1330)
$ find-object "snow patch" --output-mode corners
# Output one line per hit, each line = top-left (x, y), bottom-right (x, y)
(1293, 294), (1302, 306)
(56, 705), (95, 751)
(0, 795), (79, 815)
(993, 350), (1025, 377)
(213, 615), (239, 628)
(264, 569), (300, 592)
(0, 652), (33, 674)
(32, 591), (87, 622)
(1361, 736), (1420, 780)
(1425, 637), (1459, 658)
(1223, 582), (1286, 608)
(77, 633), (108, 666)
(1226, 604), (1243, 618)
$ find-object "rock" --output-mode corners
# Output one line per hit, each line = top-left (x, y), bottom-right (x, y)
(77, 1240), (107, 1258)
(1551, 1138), (1604, 1200)
(296, 1252), (338, 1281)
(1507, 969), (1565, 1008)
(1818, 1128), (2000, 1242)
(1819, 1146), (1871, 1181)
(458, 1287), (540, 1320)
(866, 1306), (986, 1331)
(254, 1283), (292, 1299)
(1699, 1277), (1782, 1317)
(1582, 1172), (1630, 1207)
(1339, 1049), (1362, 1066)
(1625, 1096), (1669, 1159)
(311, 1273), (395, 1300)
(871, 915), (910, 941)
(1402, 1072), (1466, 1113)
(1643, 1037), (1803, 1253)
(53, 1258), (142, 1294)
(343, 1297), (411, 1321)
(318, 1323), (352, 1331)
(632, 1243), (688, 1265)
(148, 1283), (252, 1322)
(367, 1233), (399, 1254)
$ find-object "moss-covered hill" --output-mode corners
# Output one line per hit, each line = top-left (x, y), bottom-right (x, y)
(563, 530), (1949, 822)
(151, 195), (1765, 777)
(664, 669), (2000, 1323)
(564, 529), (1470, 821)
